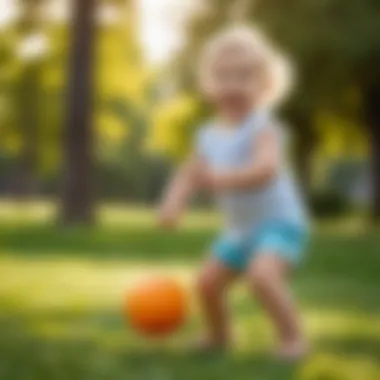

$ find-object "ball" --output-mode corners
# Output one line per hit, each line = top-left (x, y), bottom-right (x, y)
(125, 276), (187, 336)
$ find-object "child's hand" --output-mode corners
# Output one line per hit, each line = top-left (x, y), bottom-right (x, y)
(157, 207), (179, 230)
(198, 166), (216, 191)
(198, 167), (225, 192)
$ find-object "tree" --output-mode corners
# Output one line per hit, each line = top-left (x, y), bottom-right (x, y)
(60, 0), (97, 225)
(0, 0), (156, 204)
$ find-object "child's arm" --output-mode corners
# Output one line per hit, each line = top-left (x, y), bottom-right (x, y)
(210, 126), (279, 191)
(158, 155), (204, 228)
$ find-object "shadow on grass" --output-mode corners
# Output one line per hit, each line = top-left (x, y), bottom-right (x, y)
(0, 223), (214, 260)
(1, 222), (380, 282)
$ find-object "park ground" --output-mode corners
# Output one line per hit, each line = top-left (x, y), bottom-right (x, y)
(0, 201), (380, 380)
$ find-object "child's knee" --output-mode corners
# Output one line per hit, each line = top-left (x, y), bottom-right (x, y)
(248, 265), (272, 290)
(248, 257), (281, 291)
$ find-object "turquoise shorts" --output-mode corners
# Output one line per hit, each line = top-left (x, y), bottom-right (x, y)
(212, 220), (309, 271)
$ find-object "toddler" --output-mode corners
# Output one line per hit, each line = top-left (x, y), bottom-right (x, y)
(158, 26), (309, 360)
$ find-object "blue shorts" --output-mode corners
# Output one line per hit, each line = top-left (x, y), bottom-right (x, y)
(212, 220), (309, 271)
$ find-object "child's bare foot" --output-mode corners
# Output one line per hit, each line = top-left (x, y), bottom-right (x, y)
(275, 340), (310, 361)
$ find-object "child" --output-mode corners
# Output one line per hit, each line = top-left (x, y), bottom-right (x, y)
(158, 26), (309, 360)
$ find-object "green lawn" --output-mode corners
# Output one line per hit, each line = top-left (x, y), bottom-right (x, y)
(0, 201), (380, 380)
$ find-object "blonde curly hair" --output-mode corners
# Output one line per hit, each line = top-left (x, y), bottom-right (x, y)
(198, 25), (295, 109)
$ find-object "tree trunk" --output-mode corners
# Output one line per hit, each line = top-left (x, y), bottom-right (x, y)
(362, 82), (380, 222)
(60, 0), (97, 225)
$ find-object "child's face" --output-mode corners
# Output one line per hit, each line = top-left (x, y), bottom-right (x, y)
(206, 46), (266, 121)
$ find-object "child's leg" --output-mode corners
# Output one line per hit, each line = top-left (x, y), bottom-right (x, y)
(196, 257), (238, 347)
(247, 253), (307, 358)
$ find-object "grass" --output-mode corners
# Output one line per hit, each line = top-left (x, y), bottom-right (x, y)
(0, 201), (380, 379)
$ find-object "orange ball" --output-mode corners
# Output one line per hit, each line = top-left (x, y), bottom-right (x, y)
(125, 276), (187, 336)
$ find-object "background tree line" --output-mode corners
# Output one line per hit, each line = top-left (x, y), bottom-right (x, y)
(0, 0), (378, 224)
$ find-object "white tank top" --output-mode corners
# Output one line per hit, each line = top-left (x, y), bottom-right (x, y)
(196, 110), (308, 237)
